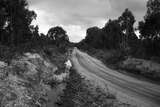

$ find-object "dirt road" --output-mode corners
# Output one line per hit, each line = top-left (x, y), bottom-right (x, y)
(70, 48), (160, 107)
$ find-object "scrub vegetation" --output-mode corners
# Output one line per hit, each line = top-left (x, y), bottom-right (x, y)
(77, 0), (160, 81)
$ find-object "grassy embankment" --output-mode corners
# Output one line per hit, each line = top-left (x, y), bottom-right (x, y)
(0, 44), (67, 106)
(57, 67), (132, 107)
(82, 48), (160, 83)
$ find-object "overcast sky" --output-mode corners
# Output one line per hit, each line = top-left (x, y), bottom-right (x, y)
(28, 0), (147, 42)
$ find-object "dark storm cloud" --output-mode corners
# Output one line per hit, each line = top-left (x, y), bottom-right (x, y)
(28, 0), (147, 42)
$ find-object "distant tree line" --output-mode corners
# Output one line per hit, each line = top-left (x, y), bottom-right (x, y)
(0, 0), (69, 51)
(1, 0), (160, 58)
(78, 0), (160, 59)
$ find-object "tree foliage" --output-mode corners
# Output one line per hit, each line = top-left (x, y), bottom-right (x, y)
(0, 0), (37, 45)
(84, 27), (103, 48)
(82, 8), (137, 51)
(47, 26), (68, 41)
(0, 0), (70, 52)
(118, 8), (135, 34)
(139, 0), (160, 39)
(102, 19), (123, 49)
(138, 0), (160, 57)
(83, 20), (123, 49)
(47, 26), (69, 51)
(146, 0), (160, 18)
(118, 9), (138, 54)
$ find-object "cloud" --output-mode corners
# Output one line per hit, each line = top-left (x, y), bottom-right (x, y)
(109, 0), (147, 20)
(28, 0), (147, 42)
(63, 25), (86, 42)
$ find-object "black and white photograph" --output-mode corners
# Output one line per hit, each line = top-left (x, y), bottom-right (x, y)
(0, 0), (160, 107)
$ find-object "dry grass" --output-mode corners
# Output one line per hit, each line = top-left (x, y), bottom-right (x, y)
(58, 68), (132, 107)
